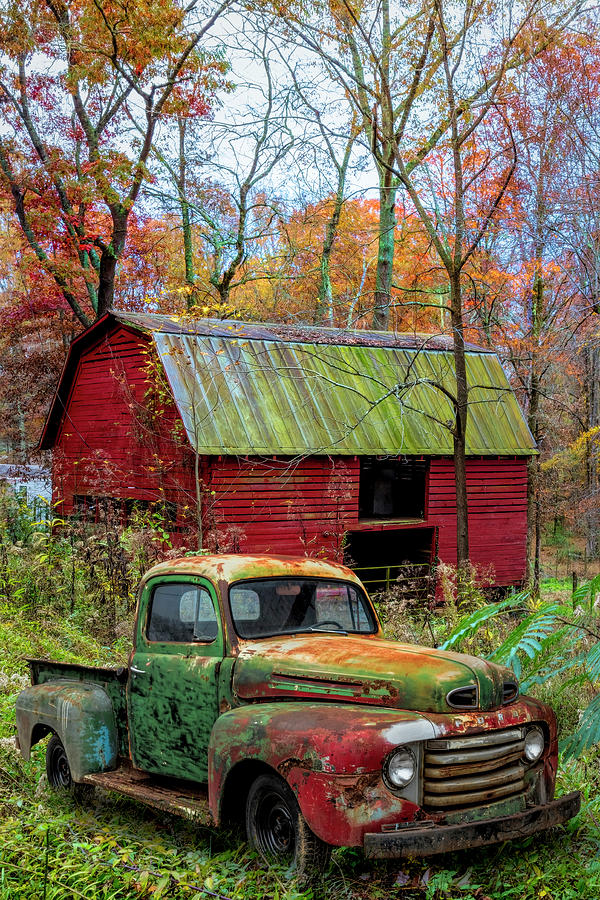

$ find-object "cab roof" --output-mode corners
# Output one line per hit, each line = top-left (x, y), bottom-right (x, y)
(142, 554), (362, 586)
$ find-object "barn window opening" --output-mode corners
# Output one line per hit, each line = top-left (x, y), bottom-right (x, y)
(73, 495), (127, 524)
(71, 496), (177, 528)
(358, 458), (427, 520)
(73, 494), (97, 520)
(124, 498), (151, 521)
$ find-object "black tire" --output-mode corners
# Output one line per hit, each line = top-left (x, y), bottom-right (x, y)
(45, 734), (93, 802)
(246, 772), (331, 880)
(46, 734), (73, 790)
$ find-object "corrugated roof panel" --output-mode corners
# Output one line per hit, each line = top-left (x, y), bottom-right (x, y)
(152, 333), (535, 456)
(114, 310), (494, 353)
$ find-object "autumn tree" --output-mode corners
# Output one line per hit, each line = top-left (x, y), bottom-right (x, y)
(275, 0), (591, 573)
(466, 33), (600, 587)
(0, 0), (232, 328)
(146, 23), (295, 311)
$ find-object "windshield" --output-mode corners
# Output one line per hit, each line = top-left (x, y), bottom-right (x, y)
(229, 577), (377, 639)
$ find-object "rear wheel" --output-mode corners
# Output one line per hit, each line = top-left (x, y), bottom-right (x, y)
(45, 734), (93, 802)
(46, 734), (73, 790)
(246, 773), (331, 880)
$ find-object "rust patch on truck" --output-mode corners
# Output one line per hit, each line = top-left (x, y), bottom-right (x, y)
(336, 772), (382, 809)
(277, 757), (315, 778)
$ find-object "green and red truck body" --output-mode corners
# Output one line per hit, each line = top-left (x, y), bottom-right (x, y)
(15, 554), (579, 872)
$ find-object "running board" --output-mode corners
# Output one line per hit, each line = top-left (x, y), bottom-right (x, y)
(83, 765), (212, 824)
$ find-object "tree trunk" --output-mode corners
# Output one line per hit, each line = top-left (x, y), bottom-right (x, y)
(526, 268), (543, 595)
(194, 452), (203, 551)
(182, 196), (196, 301)
(450, 269), (470, 570)
(526, 409), (541, 595)
(316, 135), (355, 325)
(97, 210), (129, 317)
(218, 282), (230, 306)
(177, 118), (196, 306)
(586, 344), (600, 556)
(372, 164), (396, 331)
(316, 242), (334, 324)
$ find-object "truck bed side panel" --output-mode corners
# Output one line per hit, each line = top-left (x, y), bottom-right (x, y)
(27, 659), (129, 756)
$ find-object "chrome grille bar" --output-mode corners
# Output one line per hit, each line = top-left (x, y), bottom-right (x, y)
(423, 727), (528, 811)
(427, 728), (523, 751)
(425, 739), (524, 766)
(425, 763), (525, 793)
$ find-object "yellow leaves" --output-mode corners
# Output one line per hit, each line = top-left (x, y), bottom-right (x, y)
(541, 426), (600, 472)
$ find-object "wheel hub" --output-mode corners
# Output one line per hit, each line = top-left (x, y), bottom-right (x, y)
(257, 791), (295, 856)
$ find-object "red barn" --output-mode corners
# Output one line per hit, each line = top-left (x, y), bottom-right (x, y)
(40, 311), (535, 592)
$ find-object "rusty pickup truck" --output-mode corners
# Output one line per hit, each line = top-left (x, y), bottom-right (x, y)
(16, 554), (579, 875)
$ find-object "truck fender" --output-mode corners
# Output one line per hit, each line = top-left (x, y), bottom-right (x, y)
(207, 702), (436, 842)
(16, 680), (118, 782)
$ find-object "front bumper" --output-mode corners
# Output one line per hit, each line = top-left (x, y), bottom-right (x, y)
(364, 791), (580, 858)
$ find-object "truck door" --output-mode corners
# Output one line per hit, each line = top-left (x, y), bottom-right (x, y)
(128, 575), (223, 783)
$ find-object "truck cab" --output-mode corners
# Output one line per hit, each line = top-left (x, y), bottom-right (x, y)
(16, 554), (580, 876)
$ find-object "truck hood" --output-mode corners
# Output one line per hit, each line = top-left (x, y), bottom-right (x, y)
(233, 634), (512, 713)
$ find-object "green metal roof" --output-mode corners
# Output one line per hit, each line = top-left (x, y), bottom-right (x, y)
(152, 330), (535, 456)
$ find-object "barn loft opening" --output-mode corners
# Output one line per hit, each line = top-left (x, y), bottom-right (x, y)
(358, 457), (427, 521)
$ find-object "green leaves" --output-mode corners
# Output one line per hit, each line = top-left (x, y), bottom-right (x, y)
(562, 694), (600, 759)
(438, 591), (528, 651)
(572, 574), (600, 613)
(439, 579), (600, 762)
(488, 602), (572, 682)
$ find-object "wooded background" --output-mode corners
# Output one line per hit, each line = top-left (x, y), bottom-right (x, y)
(1, 0), (599, 586)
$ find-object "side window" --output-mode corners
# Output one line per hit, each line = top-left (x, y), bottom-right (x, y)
(147, 583), (218, 643)
(230, 588), (260, 621)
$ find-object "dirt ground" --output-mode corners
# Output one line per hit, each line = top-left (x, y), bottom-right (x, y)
(540, 537), (600, 584)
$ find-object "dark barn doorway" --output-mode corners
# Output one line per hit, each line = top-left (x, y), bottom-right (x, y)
(346, 526), (436, 598)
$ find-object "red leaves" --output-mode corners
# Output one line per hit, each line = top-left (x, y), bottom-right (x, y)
(0, 0), (226, 327)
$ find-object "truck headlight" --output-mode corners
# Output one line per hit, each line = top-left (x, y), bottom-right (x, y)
(523, 726), (545, 763)
(384, 747), (416, 789)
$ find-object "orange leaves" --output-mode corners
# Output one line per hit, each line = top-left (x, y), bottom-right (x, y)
(0, 0), (230, 324)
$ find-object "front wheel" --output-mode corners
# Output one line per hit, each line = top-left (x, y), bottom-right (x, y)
(245, 773), (331, 880)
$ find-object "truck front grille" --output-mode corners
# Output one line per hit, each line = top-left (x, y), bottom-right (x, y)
(423, 727), (526, 810)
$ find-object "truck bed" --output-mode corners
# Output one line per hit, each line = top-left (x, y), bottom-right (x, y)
(27, 658), (129, 755)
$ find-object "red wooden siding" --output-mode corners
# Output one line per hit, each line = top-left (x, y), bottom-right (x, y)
(208, 457), (359, 558)
(52, 326), (198, 526)
(427, 458), (528, 585)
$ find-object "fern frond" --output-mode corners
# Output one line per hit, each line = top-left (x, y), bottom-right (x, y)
(561, 693), (600, 758)
(584, 641), (600, 684)
(487, 602), (570, 678)
(439, 591), (528, 652)
(519, 626), (585, 692)
(572, 574), (600, 611)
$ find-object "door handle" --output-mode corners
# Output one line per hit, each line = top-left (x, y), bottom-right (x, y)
(130, 666), (147, 675)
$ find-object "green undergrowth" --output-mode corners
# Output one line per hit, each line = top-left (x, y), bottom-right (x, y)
(1, 607), (600, 899)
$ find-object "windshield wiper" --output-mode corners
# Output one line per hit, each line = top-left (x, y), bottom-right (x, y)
(307, 624), (347, 634)
(249, 625), (349, 638)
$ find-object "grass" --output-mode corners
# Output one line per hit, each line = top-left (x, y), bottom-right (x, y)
(1, 601), (600, 899)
